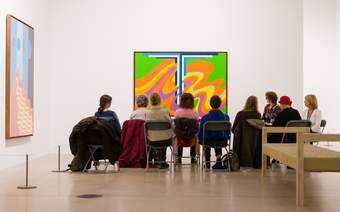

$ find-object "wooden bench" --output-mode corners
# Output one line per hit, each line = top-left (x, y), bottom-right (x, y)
(261, 127), (340, 206)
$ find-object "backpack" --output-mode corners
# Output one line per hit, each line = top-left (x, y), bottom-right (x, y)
(221, 151), (240, 171)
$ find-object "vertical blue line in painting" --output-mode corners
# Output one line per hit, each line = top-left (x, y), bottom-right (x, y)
(22, 26), (29, 92)
(10, 19), (17, 94)
(177, 53), (182, 104)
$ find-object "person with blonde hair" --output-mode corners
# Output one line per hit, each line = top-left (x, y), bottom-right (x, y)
(302, 94), (322, 133)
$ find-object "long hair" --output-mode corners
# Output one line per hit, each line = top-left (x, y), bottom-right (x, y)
(305, 94), (318, 110)
(243, 96), (259, 113)
(98, 94), (112, 112)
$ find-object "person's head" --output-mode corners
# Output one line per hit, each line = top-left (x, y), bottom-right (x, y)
(243, 96), (259, 112)
(304, 94), (318, 110)
(265, 91), (278, 105)
(210, 95), (222, 109)
(136, 95), (149, 108)
(98, 94), (112, 112)
(180, 93), (195, 109)
(150, 93), (161, 106)
(279, 95), (292, 110)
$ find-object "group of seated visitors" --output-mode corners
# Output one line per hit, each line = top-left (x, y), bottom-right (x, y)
(71, 90), (323, 171)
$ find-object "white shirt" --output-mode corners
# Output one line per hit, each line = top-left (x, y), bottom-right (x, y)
(302, 109), (322, 133)
(130, 108), (148, 120)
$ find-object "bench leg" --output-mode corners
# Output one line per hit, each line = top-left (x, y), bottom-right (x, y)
(296, 166), (304, 206)
(296, 134), (304, 206)
(261, 154), (267, 177)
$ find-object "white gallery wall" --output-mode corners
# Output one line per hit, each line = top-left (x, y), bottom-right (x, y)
(0, 0), (306, 169)
(303, 0), (340, 133)
(0, 0), (51, 169)
(47, 0), (303, 150)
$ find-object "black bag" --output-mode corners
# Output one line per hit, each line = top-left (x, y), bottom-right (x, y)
(221, 151), (240, 171)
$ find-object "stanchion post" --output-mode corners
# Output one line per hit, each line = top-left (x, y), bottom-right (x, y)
(17, 154), (37, 189)
(52, 145), (68, 172)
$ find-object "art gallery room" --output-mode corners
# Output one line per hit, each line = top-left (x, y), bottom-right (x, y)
(1, 0), (340, 211)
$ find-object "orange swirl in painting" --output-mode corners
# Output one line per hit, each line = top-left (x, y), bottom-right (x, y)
(135, 57), (227, 117)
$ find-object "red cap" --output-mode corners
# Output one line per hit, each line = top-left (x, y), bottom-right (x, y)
(279, 96), (292, 105)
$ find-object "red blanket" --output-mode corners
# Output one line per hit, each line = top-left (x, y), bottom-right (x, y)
(119, 120), (146, 168)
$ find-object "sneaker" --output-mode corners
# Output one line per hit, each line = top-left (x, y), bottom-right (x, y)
(159, 162), (170, 169)
(191, 157), (197, 164)
(212, 161), (227, 170)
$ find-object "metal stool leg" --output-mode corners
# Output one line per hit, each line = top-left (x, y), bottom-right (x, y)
(146, 148), (151, 170)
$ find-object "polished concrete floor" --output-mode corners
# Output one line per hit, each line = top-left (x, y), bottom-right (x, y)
(0, 154), (340, 212)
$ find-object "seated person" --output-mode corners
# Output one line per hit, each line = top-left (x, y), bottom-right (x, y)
(232, 96), (261, 133)
(232, 96), (262, 168)
(95, 94), (121, 132)
(262, 91), (281, 125)
(145, 93), (172, 169)
(174, 93), (200, 164)
(198, 95), (230, 169)
(130, 95), (149, 120)
(69, 117), (122, 171)
(270, 96), (302, 143)
(302, 94), (322, 133)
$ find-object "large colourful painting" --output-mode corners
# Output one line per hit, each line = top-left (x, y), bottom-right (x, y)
(6, 15), (34, 139)
(134, 52), (227, 117)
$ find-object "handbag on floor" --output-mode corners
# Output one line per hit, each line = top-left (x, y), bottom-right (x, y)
(221, 151), (240, 171)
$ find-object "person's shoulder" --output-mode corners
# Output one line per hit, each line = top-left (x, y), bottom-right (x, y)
(314, 108), (322, 115)
(201, 113), (209, 121)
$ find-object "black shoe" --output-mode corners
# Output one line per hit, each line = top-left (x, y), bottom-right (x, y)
(191, 157), (197, 164)
(177, 158), (182, 164)
(205, 162), (211, 169)
(212, 161), (227, 170)
(159, 163), (169, 169)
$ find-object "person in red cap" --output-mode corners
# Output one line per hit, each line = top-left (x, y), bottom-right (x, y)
(269, 95), (302, 143)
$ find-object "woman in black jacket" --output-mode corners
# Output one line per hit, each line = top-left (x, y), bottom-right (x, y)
(232, 96), (261, 133)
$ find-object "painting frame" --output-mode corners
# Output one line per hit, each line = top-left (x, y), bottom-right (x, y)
(133, 51), (228, 117)
(6, 15), (34, 139)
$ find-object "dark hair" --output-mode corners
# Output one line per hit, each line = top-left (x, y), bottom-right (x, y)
(265, 91), (278, 104)
(210, 95), (222, 109)
(180, 93), (195, 109)
(243, 96), (259, 112)
(136, 95), (148, 108)
(98, 94), (112, 112)
(150, 93), (161, 106)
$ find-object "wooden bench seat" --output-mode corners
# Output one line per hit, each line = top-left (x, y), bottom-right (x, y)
(263, 143), (340, 172)
(261, 127), (340, 207)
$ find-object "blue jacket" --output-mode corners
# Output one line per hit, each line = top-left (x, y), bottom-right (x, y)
(95, 110), (121, 132)
(198, 110), (230, 144)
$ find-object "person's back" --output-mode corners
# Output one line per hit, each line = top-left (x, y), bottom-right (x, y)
(272, 107), (301, 127)
(270, 96), (302, 143)
(198, 109), (230, 143)
(95, 95), (121, 131)
(145, 105), (172, 141)
(174, 93), (200, 164)
(130, 95), (149, 120)
(144, 93), (172, 169)
(232, 110), (261, 133)
(198, 95), (230, 170)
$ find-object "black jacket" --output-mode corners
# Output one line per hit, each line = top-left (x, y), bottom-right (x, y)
(174, 118), (198, 138)
(232, 111), (261, 133)
(272, 107), (301, 127)
(232, 119), (262, 168)
(270, 107), (302, 143)
(69, 117), (122, 170)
